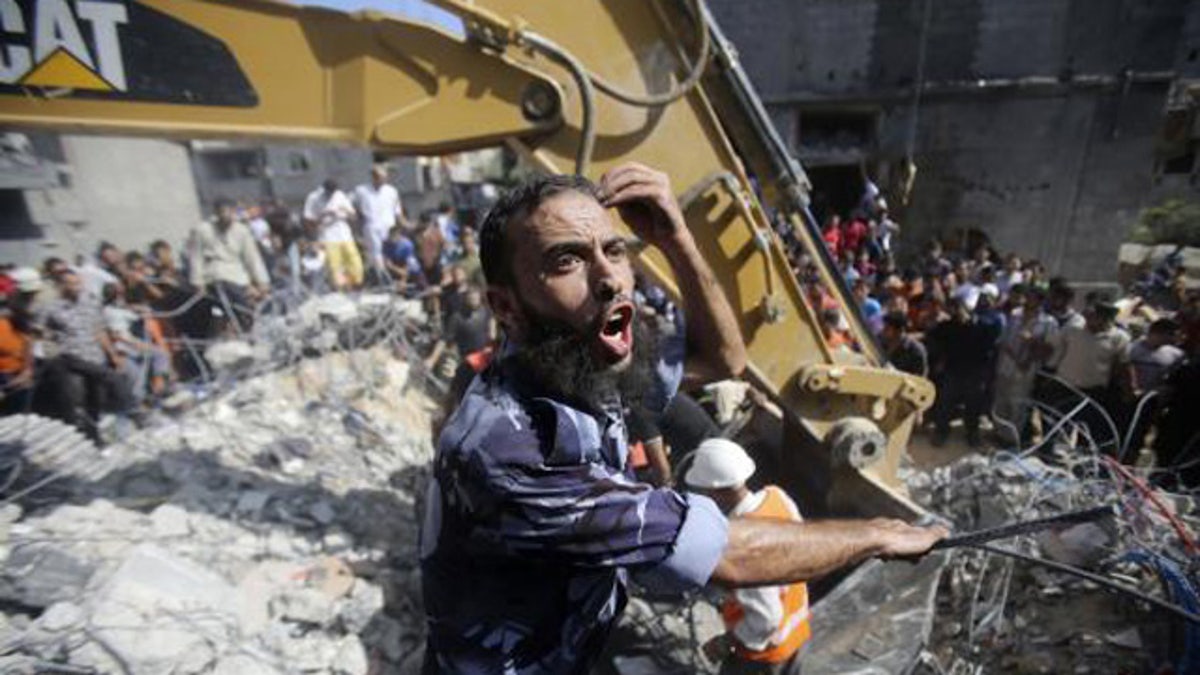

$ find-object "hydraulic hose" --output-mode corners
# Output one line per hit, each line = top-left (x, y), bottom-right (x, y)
(587, 0), (711, 108)
(522, 31), (596, 176)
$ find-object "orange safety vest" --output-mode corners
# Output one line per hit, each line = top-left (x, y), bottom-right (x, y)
(720, 486), (812, 663)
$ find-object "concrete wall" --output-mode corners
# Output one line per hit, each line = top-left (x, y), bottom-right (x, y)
(709, 0), (1200, 282)
(190, 144), (453, 222)
(2, 135), (202, 267)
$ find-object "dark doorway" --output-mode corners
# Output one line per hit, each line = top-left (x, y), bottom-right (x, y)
(0, 190), (41, 240)
(806, 164), (865, 225)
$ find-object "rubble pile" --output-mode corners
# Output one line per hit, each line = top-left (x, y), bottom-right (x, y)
(0, 344), (438, 674)
(907, 453), (1193, 673)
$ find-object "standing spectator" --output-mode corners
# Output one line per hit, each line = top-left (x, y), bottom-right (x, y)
(304, 178), (363, 290)
(245, 204), (273, 252)
(821, 215), (842, 259)
(436, 201), (462, 256)
(300, 240), (329, 292)
(456, 227), (483, 286)
(876, 200), (901, 255)
(79, 241), (123, 300)
(354, 164), (407, 283)
(820, 307), (853, 351)
(382, 225), (421, 295)
(42, 270), (131, 441)
(427, 284), (495, 406)
(854, 249), (876, 284)
(0, 268), (42, 415)
(1126, 318), (1185, 458)
(852, 278), (883, 334)
(841, 211), (869, 257)
(997, 254), (1024, 297)
(101, 283), (171, 406)
(952, 262), (982, 311)
(992, 285), (1057, 445)
(123, 251), (164, 304)
(838, 250), (860, 286)
(42, 257), (69, 282)
(148, 240), (184, 290)
(881, 311), (927, 377)
(1046, 279), (1086, 330)
(1050, 297), (1133, 453)
(927, 297), (992, 447)
(923, 239), (952, 278)
(415, 214), (447, 319)
(188, 197), (270, 334)
(1130, 318), (1185, 396)
(1025, 260), (1047, 289)
(1154, 299), (1200, 485)
(443, 285), (494, 363)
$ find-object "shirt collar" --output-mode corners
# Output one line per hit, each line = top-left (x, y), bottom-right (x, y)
(730, 489), (767, 518)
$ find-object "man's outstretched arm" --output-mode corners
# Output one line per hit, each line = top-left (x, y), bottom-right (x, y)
(600, 163), (747, 381)
(712, 517), (948, 587)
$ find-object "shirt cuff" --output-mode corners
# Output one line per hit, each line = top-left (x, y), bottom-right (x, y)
(634, 493), (728, 594)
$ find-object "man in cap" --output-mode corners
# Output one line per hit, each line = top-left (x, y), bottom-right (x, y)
(686, 438), (811, 674)
(420, 163), (947, 674)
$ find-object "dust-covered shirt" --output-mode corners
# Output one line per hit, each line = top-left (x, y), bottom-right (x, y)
(420, 330), (729, 674)
(45, 297), (106, 365)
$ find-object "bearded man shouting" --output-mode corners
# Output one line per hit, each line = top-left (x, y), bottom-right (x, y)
(420, 163), (946, 674)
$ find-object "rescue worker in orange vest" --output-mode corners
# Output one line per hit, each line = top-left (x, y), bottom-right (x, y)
(686, 438), (811, 674)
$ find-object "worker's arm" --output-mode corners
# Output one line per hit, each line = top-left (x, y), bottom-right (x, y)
(711, 517), (947, 588)
(98, 329), (123, 370)
(600, 163), (747, 382)
(643, 436), (673, 487)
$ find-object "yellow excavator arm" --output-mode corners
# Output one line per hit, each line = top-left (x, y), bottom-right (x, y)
(0, 0), (934, 516)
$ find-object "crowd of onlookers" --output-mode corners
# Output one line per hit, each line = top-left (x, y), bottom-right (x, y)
(0, 164), (492, 443)
(1, 167), (1197, 474)
(787, 185), (1199, 480)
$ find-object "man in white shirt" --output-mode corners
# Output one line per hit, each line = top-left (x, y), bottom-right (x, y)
(78, 242), (123, 300)
(687, 438), (811, 674)
(353, 165), (407, 280)
(303, 179), (363, 291)
(1051, 298), (1132, 451)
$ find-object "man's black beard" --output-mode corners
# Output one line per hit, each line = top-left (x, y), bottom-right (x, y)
(511, 302), (660, 413)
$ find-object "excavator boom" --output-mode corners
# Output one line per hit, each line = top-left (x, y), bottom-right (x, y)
(0, 0), (934, 516)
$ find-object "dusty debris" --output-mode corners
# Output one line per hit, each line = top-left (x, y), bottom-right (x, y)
(906, 445), (1195, 675)
(0, 337), (438, 673)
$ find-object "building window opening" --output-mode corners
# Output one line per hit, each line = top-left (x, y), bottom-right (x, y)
(797, 111), (877, 155)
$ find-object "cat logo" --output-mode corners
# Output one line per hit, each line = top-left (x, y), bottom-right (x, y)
(0, 0), (257, 107)
(1, 0), (129, 91)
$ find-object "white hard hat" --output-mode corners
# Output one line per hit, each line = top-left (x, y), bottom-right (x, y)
(684, 438), (756, 489)
(8, 267), (43, 294)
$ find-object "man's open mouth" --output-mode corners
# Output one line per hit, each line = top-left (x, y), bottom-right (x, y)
(595, 302), (635, 363)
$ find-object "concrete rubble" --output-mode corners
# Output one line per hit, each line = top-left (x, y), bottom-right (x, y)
(906, 452), (1188, 674)
(0, 309), (438, 675)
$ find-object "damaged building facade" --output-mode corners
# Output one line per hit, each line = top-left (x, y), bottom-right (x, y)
(709, 0), (1200, 282)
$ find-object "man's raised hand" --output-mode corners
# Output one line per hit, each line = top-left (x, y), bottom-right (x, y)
(598, 162), (688, 249)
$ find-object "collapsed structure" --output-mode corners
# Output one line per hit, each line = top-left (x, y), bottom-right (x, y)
(0, 295), (438, 674)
